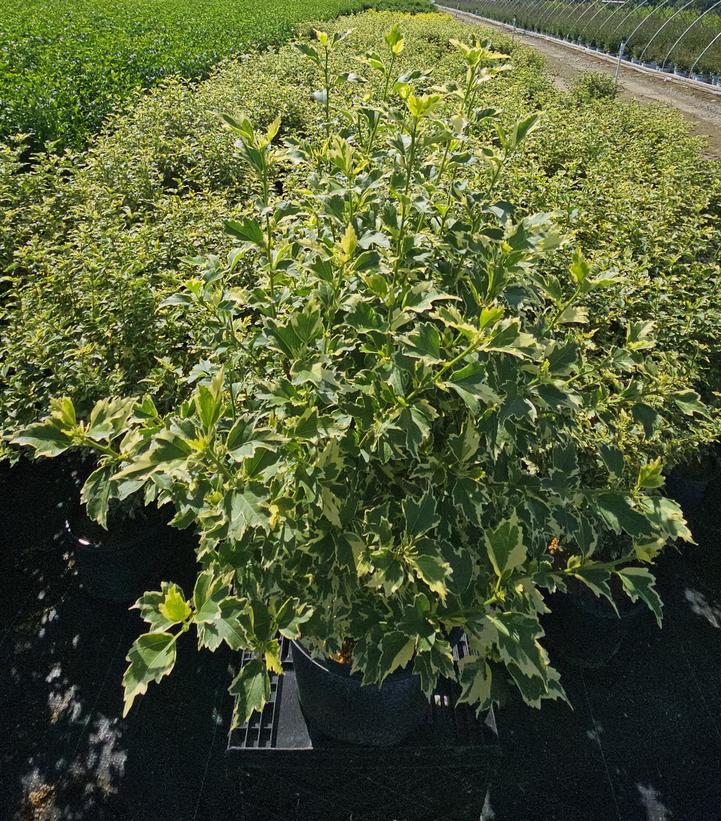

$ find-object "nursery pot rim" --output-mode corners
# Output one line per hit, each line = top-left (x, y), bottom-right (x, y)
(291, 638), (415, 681)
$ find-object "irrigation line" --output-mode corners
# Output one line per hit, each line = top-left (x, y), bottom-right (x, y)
(690, 27), (721, 73)
(662, 0), (721, 67)
(639, 0), (699, 63)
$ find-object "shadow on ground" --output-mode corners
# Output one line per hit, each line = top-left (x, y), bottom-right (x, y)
(1, 459), (720, 820)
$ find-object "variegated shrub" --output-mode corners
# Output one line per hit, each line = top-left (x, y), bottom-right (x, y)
(16, 27), (695, 725)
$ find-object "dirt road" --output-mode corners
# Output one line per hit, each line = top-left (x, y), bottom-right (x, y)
(442, 6), (721, 158)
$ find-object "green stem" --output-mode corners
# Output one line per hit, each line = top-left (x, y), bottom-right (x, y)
(546, 286), (581, 331)
(324, 47), (331, 140)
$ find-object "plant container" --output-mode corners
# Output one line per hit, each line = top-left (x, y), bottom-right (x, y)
(665, 453), (721, 514)
(691, 477), (721, 543)
(290, 640), (427, 746)
(1, 452), (90, 544)
(227, 637), (500, 821)
(543, 579), (644, 670)
(66, 510), (173, 602)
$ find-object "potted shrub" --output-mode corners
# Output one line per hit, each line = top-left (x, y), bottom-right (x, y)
(14, 398), (175, 602)
(15, 28), (693, 744)
(542, 521), (690, 669)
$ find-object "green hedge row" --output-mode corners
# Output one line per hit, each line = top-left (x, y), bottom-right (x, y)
(1, 11), (719, 463)
(0, 0), (431, 148)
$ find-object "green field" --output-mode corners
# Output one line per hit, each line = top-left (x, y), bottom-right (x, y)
(0, 0), (429, 148)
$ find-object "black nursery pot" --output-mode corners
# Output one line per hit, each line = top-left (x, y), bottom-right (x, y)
(665, 451), (721, 515)
(290, 640), (428, 747)
(67, 512), (172, 603)
(543, 580), (644, 670)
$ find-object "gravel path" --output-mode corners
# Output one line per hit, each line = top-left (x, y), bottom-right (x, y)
(442, 6), (721, 158)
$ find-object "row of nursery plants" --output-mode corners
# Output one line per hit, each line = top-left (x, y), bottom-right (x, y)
(0, 0), (431, 148)
(449, 0), (721, 77)
(2, 14), (719, 464)
(3, 12), (721, 727)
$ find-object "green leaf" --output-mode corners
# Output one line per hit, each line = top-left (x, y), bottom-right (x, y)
(265, 306), (322, 359)
(404, 323), (442, 363)
(225, 218), (265, 246)
(197, 595), (250, 651)
(158, 584), (191, 625)
(122, 632), (177, 717)
(408, 551), (451, 601)
(617, 567), (663, 627)
(321, 486), (342, 527)
(194, 369), (224, 433)
(149, 430), (193, 463)
(226, 419), (253, 453)
(13, 421), (73, 458)
(457, 656), (492, 713)
(50, 397), (77, 429)
(339, 223), (357, 257)
(86, 397), (134, 441)
(569, 248), (590, 288)
(228, 490), (268, 539)
(379, 631), (415, 682)
(230, 658), (271, 728)
(642, 496), (692, 543)
(80, 464), (114, 529)
(485, 515), (527, 578)
(557, 305), (588, 325)
(276, 598), (313, 640)
(294, 42), (320, 64)
(570, 565), (618, 614)
(599, 444), (624, 478)
(638, 459), (664, 489)
(597, 493), (653, 538)
(192, 570), (227, 624)
(266, 115), (281, 143)
(445, 361), (500, 413)
(493, 611), (548, 687)
(403, 489), (439, 537)
(672, 390), (708, 418)
(134, 588), (178, 632)
(511, 112), (541, 148)
(632, 402), (659, 436)
(384, 24), (404, 55)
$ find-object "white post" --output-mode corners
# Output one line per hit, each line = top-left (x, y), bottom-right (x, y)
(615, 39), (626, 90)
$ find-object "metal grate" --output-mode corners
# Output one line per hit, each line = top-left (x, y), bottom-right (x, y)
(226, 637), (499, 821)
